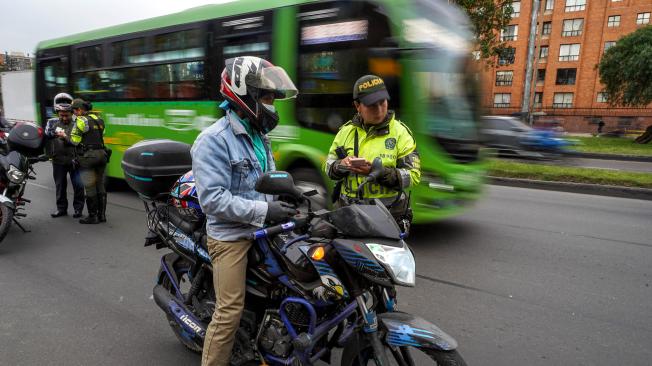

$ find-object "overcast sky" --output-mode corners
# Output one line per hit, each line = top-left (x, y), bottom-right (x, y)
(0, 0), (233, 55)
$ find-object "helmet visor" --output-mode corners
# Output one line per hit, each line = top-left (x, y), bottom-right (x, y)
(247, 66), (298, 100)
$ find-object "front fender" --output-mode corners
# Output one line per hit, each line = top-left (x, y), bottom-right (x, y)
(0, 194), (15, 210)
(379, 312), (458, 351)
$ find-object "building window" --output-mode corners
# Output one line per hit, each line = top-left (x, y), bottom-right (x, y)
(539, 46), (549, 60)
(562, 19), (584, 36)
(545, 0), (555, 11)
(499, 47), (516, 65)
(636, 13), (651, 25)
(536, 69), (546, 84)
(604, 41), (616, 53)
(559, 44), (580, 61)
(597, 92), (609, 103)
(496, 71), (514, 86)
(555, 68), (577, 85)
(542, 22), (552, 36)
(553, 92), (573, 108)
(607, 15), (621, 27)
(494, 93), (511, 108)
(565, 0), (586, 12)
(534, 92), (543, 107)
(501, 25), (518, 41)
(511, 1), (521, 17)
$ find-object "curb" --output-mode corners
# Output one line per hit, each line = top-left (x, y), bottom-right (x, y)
(567, 151), (652, 162)
(488, 176), (652, 201)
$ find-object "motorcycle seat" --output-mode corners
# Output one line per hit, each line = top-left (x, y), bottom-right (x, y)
(164, 206), (204, 236)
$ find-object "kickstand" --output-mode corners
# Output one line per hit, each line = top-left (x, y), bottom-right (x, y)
(12, 218), (30, 233)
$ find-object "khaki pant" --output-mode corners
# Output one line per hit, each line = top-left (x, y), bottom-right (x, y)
(201, 238), (252, 366)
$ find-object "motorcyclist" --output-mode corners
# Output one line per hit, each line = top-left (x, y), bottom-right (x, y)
(44, 93), (85, 218)
(190, 56), (299, 366)
(70, 98), (108, 224)
(325, 75), (421, 233)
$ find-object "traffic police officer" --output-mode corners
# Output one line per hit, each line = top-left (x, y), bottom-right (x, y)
(70, 98), (108, 224)
(44, 93), (85, 218)
(325, 75), (420, 233)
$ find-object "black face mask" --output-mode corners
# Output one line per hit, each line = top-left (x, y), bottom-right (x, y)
(250, 101), (279, 134)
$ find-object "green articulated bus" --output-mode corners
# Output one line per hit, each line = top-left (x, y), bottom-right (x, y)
(35, 0), (485, 224)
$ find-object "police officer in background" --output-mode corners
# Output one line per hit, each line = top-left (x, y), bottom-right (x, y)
(325, 75), (420, 233)
(70, 98), (108, 224)
(44, 93), (85, 218)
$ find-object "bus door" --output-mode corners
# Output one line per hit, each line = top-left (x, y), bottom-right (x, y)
(207, 11), (273, 100)
(35, 47), (70, 124)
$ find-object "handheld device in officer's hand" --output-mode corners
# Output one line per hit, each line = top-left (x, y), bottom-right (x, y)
(349, 158), (367, 167)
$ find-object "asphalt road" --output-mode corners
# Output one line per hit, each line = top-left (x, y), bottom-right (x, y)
(1, 164), (651, 366)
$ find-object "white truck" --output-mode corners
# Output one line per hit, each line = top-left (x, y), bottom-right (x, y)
(0, 70), (36, 124)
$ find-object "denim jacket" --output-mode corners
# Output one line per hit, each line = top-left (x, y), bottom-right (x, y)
(191, 110), (275, 241)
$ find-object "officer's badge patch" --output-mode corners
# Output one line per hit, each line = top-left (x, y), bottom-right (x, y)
(385, 138), (396, 149)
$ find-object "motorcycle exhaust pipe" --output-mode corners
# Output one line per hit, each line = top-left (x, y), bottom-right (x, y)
(153, 284), (207, 339)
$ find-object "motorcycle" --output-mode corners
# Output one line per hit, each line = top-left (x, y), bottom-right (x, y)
(122, 140), (466, 365)
(0, 122), (48, 243)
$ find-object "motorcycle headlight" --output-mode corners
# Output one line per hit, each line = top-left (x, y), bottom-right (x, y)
(366, 241), (416, 287)
(7, 165), (25, 184)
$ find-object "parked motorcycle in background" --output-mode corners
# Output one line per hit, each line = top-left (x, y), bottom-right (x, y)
(0, 122), (48, 243)
(122, 139), (466, 366)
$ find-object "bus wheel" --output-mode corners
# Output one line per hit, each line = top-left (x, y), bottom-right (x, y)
(290, 168), (328, 211)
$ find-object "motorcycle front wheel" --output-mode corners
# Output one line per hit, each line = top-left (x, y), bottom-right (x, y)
(0, 204), (14, 243)
(341, 339), (467, 366)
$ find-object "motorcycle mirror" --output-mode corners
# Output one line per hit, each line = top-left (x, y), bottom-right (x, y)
(255, 171), (303, 201)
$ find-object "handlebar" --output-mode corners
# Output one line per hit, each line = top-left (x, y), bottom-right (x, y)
(250, 216), (310, 240)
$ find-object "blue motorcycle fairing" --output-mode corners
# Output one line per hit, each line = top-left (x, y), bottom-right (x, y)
(379, 312), (458, 351)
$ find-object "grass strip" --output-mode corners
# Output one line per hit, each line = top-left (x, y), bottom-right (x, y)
(488, 159), (652, 189)
(570, 136), (652, 156)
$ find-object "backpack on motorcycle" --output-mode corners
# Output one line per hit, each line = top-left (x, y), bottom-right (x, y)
(121, 139), (192, 200)
(7, 122), (44, 157)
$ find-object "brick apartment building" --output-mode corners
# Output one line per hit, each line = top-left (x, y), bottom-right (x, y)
(481, 0), (652, 133)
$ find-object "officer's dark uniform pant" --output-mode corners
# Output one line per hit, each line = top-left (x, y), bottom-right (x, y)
(80, 163), (106, 198)
(52, 163), (85, 213)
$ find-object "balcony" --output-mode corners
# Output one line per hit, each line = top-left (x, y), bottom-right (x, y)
(552, 103), (573, 108)
(494, 103), (511, 108)
(562, 30), (582, 37)
(559, 55), (579, 61)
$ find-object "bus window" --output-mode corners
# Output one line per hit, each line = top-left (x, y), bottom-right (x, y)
(152, 61), (204, 99)
(42, 59), (69, 118)
(111, 38), (146, 66)
(296, 1), (397, 133)
(75, 45), (102, 71)
(153, 29), (204, 62)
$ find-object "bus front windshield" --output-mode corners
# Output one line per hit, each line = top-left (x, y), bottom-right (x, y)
(416, 51), (480, 142)
(407, 0), (480, 143)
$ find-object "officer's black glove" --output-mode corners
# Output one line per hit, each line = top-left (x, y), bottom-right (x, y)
(377, 167), (400, 189)
(265, 201), (298, 224)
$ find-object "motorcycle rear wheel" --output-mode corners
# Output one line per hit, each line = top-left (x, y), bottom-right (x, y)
(0, 204), (13, 243)
(160, 260), (204, 353)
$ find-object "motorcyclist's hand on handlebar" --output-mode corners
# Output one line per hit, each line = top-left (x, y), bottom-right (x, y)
(265, 201), (299, 224)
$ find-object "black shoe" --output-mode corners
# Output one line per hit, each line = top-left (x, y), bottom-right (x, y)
(79, 215), (100, 224)
(51, 210), (67, 218)
(73, 211), (83, 218)
(79, 197), (100, 224)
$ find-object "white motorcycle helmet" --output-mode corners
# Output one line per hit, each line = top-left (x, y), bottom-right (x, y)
(53, 93), (73, 112)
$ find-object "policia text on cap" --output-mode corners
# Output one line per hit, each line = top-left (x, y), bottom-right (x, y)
(324, 75), (421, 233)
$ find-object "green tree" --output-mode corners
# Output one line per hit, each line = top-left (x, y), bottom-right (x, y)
(599, 26), (652, 107)
(455, 0), (514, 61)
